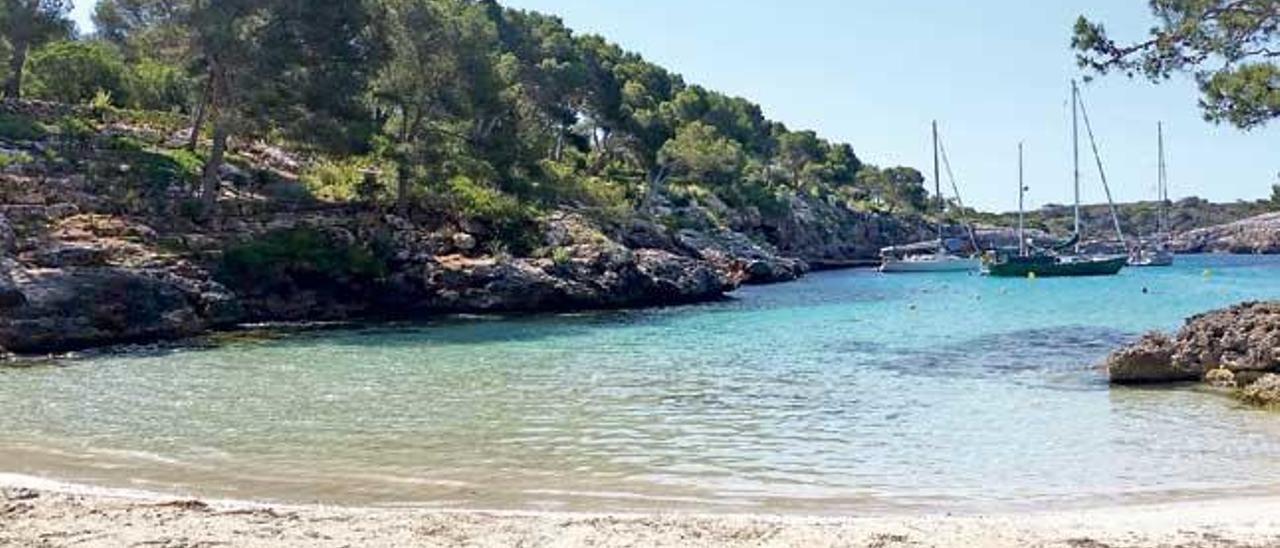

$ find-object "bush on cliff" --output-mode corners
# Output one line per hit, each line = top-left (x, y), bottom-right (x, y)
(24, 41), (131, 107)
(217, 228), (389, 294)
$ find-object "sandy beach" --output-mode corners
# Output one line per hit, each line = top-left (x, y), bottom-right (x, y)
(2, 476), (1279, 548)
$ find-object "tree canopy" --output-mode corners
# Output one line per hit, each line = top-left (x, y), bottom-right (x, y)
(0, 0), (932, 225)
(1072, 0), (1280, 129)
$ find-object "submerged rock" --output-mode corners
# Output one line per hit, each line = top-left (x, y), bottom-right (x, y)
(1239, 374), (1280, 407)
(1106, 332), (1198, 384)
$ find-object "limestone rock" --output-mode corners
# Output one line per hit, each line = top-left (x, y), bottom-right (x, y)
(0, 264), (207, 353)
(1239, 374), (1280, 407)
(1173, 212), (1280, 254)
(1171, 301), (1280, 374)
(452, 232), (477, 252)
(1204, 368), (1238, 389)
(1106, 332), (1199, 384)
(0, 214), (13, 255)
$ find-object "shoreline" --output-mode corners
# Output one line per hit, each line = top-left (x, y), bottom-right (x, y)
(5, 474), (1280, 547)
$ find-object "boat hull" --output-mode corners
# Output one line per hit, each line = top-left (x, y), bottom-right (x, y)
(984, 256), (1127, 278)
(1128, 251), (1175, 267)
(880, 257), (981, 273)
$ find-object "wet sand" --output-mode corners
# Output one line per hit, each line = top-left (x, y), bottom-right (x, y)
(3, 477), (1280, 547)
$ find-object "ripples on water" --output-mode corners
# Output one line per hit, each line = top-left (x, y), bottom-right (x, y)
(3, 255), (1280, 513)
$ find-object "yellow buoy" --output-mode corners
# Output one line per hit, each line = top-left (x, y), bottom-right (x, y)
(1027, 271), (1037, 280)
(1203, 269), (1213, 279)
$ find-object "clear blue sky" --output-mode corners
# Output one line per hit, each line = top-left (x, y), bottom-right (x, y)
(70, 0), (1280, 212)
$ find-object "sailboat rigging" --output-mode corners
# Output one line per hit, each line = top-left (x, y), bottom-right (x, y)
(1129, 122), (1176, 267)
(879, 121), (982, 273)
(983, 81), (1128, 278)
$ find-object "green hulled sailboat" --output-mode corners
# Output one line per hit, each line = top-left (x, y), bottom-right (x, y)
(985, 81), (1128, 278)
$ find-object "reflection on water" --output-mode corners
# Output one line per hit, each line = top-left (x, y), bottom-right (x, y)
(3, 255), (1280, 513)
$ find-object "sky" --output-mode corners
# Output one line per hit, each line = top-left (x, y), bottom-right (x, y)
(70, 1), (1280, 212)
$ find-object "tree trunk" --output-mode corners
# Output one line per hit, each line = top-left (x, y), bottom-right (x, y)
(200, 112), (229, 211)
(553, 127), (564, 162)
(4, 38), (29, 99)
(641, 165), (668, 214)
(396, 155), (411, 214)
(187, 79), (213, 151)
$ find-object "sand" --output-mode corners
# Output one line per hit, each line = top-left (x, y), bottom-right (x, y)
(3, 476), (1280, 547)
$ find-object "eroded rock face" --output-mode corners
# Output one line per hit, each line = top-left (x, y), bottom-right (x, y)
(1106, 332), (1198, 384)
(0, 264), (208, 353)
(1173, 212), (1280, 254)
(414, 248), (736, 314)
(673, 229), (807, 285)
(1171, 302), (1280, 374)
(1107, 302), (1280, 397)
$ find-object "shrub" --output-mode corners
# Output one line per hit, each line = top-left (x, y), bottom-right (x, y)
(447, 176), (540, 255)
(218, 228), (388, 290)
(25, 41), (131, 106)
(529, 160), (631, 211)
(127, 59), (192, 112)
(0, 113), (47, 141)
(300, 158), (390, 202)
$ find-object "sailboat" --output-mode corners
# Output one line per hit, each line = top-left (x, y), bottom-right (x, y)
(984, 81), (1128, 278)
(1128, 122), (1175, 267)
(879, 121), (981, 273)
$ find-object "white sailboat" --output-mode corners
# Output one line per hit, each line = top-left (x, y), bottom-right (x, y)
(880, 121), (981, 273)
(1129, 122), (1175, 267)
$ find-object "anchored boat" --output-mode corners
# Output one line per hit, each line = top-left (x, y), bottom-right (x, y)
(1129, 122), (1175, 267)
(985, 82), (1128, 278)
(880, 121), (981, 273)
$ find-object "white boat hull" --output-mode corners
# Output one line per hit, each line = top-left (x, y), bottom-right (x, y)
(1128, 249), (1175, 267)
(880, 256), (982, 273)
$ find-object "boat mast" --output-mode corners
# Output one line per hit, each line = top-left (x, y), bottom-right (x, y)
(1075, 83), (1128, 249)
(1158, 122), (1167, 236)
(1072, 80), (1081, 254)
(1018, 141), (1026, 257)
(933, 120), (944, 250)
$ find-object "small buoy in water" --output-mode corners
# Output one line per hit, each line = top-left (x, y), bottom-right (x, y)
(1142, 287), (1149, 294)
(909, 304), (917, 310)
(1027, 272), (1037, 280)
(1203, 268), (1213, 279)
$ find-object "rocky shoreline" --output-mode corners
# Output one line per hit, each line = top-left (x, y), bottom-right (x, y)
(1106, 301), (1280, 406)
(0, 102), (927, 356)
(1173, 212), (1280, 255)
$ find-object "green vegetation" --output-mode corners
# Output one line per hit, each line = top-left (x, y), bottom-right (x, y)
(973, 197), (1276, 240)
(1073, 1), (1280, 129)
(25, 40), (130, 105)
(218, 228), (389, 290)
(0, 0), (928, 231)
(0, 111), (46, 141)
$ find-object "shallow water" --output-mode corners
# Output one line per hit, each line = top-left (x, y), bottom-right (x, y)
(4, 255), (1280, 514)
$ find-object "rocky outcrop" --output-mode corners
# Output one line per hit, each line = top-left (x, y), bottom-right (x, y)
(672, 228), (807, 285)
(1170, 302), (1280, 378)
(0, 206), (741, 354)
(411, 249), (734, 313)
(0, 263), (213, 353)
(1107, 301), (1280, 406)
(1172, 212), (1280, 254)
(763, 194), (928, 267)
(1240, 374), (1280, 407)
(1105, 332), (1199, 383)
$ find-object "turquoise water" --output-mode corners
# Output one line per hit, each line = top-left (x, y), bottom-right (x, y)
(3, 255), (1280, 513)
